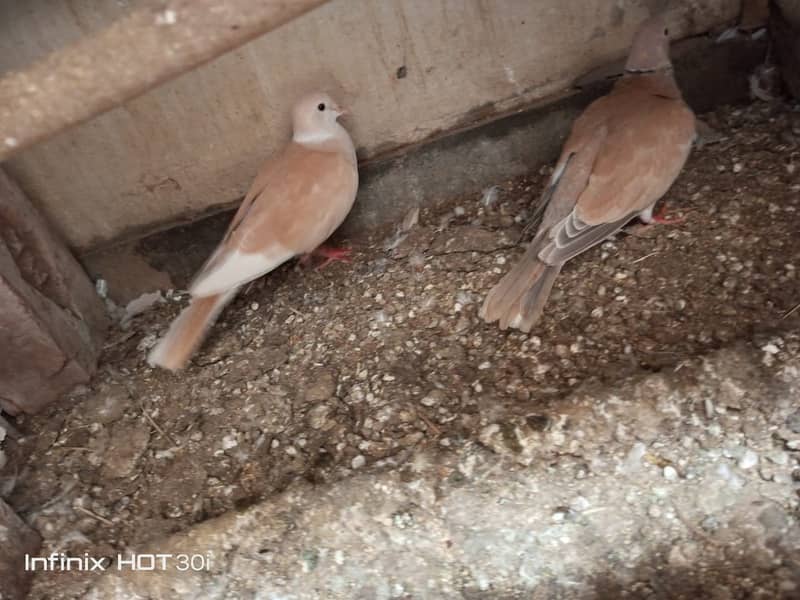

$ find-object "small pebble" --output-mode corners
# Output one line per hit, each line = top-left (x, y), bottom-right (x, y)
(738, 449), (758, 470)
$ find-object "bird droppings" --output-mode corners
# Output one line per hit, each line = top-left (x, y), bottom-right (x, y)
(1, 100), (800, 598)
(154, 9), (177, 26)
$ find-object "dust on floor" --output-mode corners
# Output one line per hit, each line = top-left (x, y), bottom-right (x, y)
(3, 100), (800, 597)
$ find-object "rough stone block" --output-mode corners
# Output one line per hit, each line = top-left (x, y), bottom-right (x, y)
(773, 0), (800, 100)
(0, 498), (41, 600)
(0, 168), (107, 415)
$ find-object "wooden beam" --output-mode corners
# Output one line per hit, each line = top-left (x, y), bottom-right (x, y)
(0, 0), (330, 162)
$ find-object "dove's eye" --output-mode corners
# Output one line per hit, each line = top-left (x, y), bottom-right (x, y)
(317, 103), (326, 111)
(663, 28), (669, 35)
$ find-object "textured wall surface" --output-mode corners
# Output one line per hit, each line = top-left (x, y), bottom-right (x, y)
(0, 0), (740, 251)
(0, 169), (107, 415)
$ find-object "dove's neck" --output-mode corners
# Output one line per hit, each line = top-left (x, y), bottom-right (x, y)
(293, 122), (354, 155)
(293, 123), (356, 165)
(621, 69), (682, 99)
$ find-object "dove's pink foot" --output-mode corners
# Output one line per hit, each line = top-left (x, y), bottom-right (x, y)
(308, 245), (352, 270)
(642, 202), (686, 226)
(628, 203), (686, 237)
(650, 203), (686, 225)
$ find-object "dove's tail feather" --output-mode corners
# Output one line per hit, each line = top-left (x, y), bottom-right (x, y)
(148, 288), (239, 371)
(480, 237), (562, 332)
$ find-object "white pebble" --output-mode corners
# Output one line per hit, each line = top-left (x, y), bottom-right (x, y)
(738, 449), (758, 470)
(623, 442), (647, 472)
(421, 393), (439, 407)
(137, 333), (158, 352)
(663, 466), (679, 481)
(481, 186), (500, 207)
(766, 451), (789, 465)
(95, 279), (108, 298)
(351, 455), (366, 469)
(570, 495), (590, 512)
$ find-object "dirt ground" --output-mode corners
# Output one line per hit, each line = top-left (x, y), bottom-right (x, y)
(3, 99), (800, 597)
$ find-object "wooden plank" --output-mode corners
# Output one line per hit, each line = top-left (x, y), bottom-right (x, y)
(0, 0), (330, 161)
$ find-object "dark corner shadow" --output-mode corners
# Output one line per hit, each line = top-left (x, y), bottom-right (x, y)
(586, 541), (799, 600)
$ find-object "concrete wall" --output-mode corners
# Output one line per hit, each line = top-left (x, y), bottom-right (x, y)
(0, 0), (740, 252)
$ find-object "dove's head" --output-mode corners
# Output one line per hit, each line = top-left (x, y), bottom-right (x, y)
(625, 15), (673, 73)
(291, 92), (348, 144)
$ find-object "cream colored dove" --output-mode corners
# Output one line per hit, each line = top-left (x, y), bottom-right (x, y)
(148, 92), (358, 371)
(480, 15), (696, 332)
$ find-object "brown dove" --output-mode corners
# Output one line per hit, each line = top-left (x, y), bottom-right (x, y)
(148, 92), (358, 371)
(480, 15), (696, 332)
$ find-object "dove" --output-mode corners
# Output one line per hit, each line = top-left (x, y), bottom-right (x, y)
(480, 15), (696, 332)
(148, 91), (358, 371)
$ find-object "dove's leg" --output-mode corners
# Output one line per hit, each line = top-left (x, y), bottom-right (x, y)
(299, 245), (352, 270)
(639, 202), (685, 226)
(314, 245), (352, 270)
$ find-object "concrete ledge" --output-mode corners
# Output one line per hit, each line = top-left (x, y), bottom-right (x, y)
(75, 336), (800, 599)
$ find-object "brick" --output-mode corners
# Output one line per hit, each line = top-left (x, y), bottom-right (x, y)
(0, 169), (107, 414)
